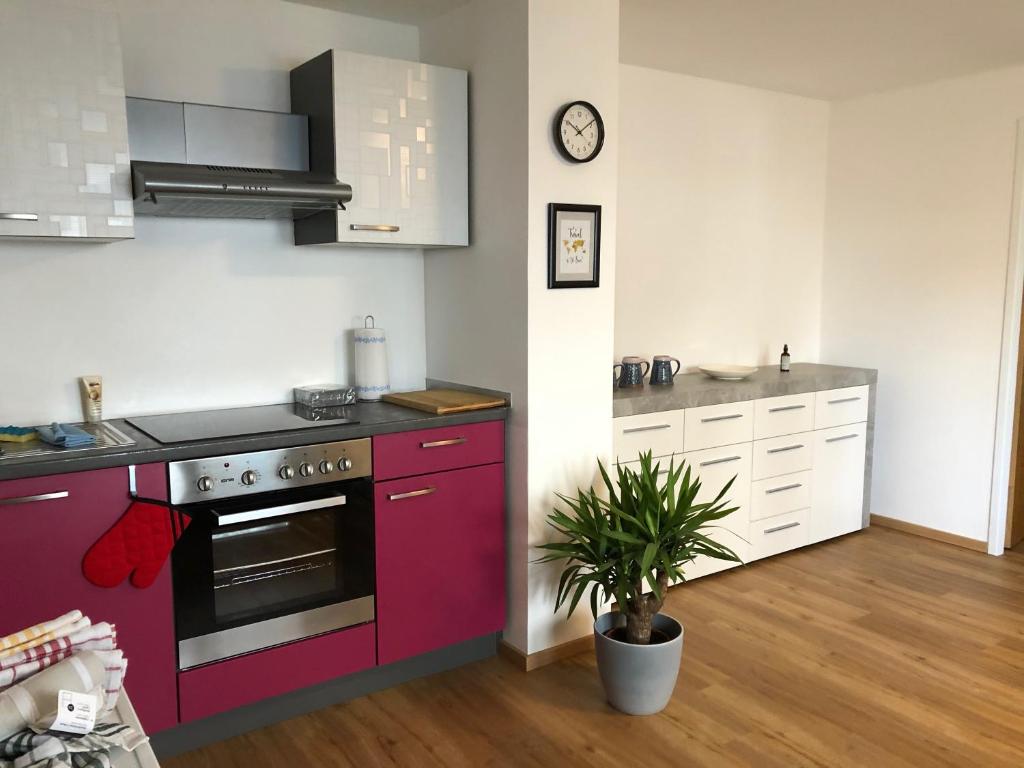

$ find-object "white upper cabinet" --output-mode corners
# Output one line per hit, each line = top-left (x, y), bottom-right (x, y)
(0, 0), (133, 240)
(291, 50), (468, 248)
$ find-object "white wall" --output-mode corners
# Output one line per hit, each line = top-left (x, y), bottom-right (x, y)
(418, 0), (531, 651)
(0, 0), (424, 425)
(525, 0), (619, 654)
(821, 64), (1024, 542)
(615, 65), (830, 368)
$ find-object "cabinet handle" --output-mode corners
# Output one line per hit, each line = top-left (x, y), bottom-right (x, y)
(826, 433), (860, 443)
(350, 224), (400, 232)
(766, 483), (801, 495)
(622, 424), (671, 434)
(0, 213), (38, 221)
(420, 437), (467, 449)
(701, 413), (744, 423)
(700, 455), (742, 467)
(766, 444), (804, 454)
(828, 396), (861, 405)
(768, 404), (806, 413)
(387, 487), (437, 501)
(0, 491), (69, 506)
(764, 521), (801, 535)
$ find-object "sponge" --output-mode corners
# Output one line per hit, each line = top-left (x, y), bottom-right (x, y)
(0, 426), (38, 443)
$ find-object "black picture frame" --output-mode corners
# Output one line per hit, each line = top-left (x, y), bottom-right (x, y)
(548, 203), (601, 289)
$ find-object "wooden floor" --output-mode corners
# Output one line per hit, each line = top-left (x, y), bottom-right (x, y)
(165, 527), (1024, 767)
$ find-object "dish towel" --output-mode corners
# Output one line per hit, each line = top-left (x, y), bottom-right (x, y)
(35, 425), (94, 449)
(0, 614), (86, 659)
(0, 623), (117, 693)
(0, 720), (146, 768)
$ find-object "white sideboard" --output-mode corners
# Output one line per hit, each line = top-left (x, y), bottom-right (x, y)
(613, 381), (871, 581)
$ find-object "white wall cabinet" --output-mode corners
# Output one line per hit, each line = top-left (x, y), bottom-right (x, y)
(0, 0), (133, 240)
(291, 50), (468, 248)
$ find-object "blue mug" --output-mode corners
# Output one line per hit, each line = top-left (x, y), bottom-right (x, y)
(650, 356), (681, 385)
(614, 357), (649, 388)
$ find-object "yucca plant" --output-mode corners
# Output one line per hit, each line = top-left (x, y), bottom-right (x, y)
(537, 451), (742, 645)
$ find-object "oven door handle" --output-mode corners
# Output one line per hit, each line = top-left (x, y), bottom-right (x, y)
(212, 495), (346, 527)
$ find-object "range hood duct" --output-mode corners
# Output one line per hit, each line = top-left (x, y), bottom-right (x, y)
(131, 161), (352, 220)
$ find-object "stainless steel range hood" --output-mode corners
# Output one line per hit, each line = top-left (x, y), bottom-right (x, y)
(126, 99), (352, 220)
(131, 162), (352, 220)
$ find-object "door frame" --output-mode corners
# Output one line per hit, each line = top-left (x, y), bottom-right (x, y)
(988, 120), (1024, 555)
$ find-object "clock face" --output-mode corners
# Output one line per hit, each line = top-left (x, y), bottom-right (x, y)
(556, 101), (604, 163)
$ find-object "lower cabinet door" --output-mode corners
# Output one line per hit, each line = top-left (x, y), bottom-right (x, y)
(810, 423), (867, 543)
(374, 463), (505, 665)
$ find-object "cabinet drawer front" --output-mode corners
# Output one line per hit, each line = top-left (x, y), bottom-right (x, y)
(374, 420), (504, 480)
(613, 410), (685, 462)
(814, 386), (869, 429)
(178, 623), (376, 723)
(753, 393), (814, 440)
(750, 470), (812, 522)
(751, 508), (810, 560)
(752, 433), (813, 480)
(684, 401), (754, 452)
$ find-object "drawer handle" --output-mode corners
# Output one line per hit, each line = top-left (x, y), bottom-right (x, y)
(768, 404), (806, 413)
(420, 437), (468, 448)
(826, 433), (860, 443)
(351, 224), (400, 232)
(766, 444), (804, 454)
(387, 487), (437, 501)
(828, 396), (861, 405)
(764, 521), (801, 535)
(700, 455), (742, 467)
(701, 413), (744, 423)
(622, 424), (671, 434)
(0, 491), (69, 506)
(766, 483), (802, 495)
(0, 212), (38, 221)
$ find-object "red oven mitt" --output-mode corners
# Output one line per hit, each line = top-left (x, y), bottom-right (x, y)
(82, 500), (189, 589)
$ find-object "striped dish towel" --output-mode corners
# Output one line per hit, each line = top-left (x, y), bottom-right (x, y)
(0, 720), (146, 768)
(0, 613), (89, 660)
(0, 625), (117, 693)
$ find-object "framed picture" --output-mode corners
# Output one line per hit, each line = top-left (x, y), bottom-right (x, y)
(548, 203), (601, 289)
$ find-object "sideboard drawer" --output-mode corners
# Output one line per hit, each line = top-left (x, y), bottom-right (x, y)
(753, 393), (814, 440)
(814, 386), (869, 429)
(752, 433), (813, 480)
(613, 409), (685, 462)
(750, 470), (812, 522)
(751, 508), (809, 560)
(374, 420), (504, 481)
(684, 401), (754, 452)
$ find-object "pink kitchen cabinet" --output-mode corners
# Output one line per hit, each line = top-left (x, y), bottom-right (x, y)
(374, 461), (505, 665)
(0, 465), (178, 733)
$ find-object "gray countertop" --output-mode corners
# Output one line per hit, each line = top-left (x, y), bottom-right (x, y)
(613, 363), (877, 417)
(0, 402), (509, 482)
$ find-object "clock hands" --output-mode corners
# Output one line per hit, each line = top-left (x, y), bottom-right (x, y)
(579, 118), (596, 132)
(566, 120), (585, 137)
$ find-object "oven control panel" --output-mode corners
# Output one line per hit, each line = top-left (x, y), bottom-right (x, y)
(169, 438), (372, 505)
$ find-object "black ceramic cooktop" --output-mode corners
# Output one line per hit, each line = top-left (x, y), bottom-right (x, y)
(126, 403), (358, 444)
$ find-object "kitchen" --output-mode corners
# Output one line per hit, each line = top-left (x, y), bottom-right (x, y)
(3, 1), (1024, 766)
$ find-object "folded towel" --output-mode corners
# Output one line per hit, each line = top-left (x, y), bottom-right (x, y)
(35, 424), (95, 449)
(0, 720), (146, 768)
(0, 624), (117, 692)
(0, 613), (83, 658)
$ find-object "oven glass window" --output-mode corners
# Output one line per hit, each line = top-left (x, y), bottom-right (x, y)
(211, 509), (339, 624)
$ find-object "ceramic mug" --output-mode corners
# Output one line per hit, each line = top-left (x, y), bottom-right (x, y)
(613, 357), (650, 388)
(650, 356), (682, 385)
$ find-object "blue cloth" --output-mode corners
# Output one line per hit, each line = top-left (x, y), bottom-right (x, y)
(36, 422), (96, 448)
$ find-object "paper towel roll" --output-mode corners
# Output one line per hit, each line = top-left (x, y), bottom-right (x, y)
(354, 315), (390, 402)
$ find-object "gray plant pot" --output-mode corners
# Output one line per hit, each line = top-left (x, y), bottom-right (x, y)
(593, 611), (684, 715)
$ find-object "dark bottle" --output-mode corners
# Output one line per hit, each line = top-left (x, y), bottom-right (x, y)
(780, 344), (791, 373)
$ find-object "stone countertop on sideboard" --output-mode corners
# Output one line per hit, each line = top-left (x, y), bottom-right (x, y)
(613, 363), (877, 418)
(0, 401), (509, 483)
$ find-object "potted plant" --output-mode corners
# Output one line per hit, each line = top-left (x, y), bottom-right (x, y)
(536, 451), (742, 715)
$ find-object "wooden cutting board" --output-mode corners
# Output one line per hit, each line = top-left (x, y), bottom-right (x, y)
(382, 389), (507, 415)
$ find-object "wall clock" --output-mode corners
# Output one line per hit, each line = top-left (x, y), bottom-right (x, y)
(554, 101), (605, 163)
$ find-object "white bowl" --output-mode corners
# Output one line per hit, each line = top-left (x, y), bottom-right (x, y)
(698, 364), (758, 381)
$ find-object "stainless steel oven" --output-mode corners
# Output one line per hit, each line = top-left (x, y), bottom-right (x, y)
(170, 438), (374, 669)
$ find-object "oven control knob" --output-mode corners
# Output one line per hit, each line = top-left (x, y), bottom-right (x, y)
(299, 462), (314, 477)
(278, 465), (295, 480)
(337, 457), (353, 472)
(196, 476), (214, 492)
(240, 470), (258, 486)
(318, 460), (334, 475)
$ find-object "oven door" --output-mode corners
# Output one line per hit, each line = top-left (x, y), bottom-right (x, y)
(172, 478), (374, 669)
